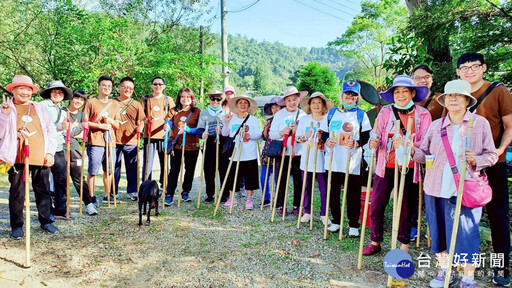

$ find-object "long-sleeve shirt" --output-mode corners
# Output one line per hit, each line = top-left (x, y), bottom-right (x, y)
(222, 114), (262, 161)
(196, 107), (227, 136)
(269, 108), (306, 156)
(40, 99), (66, 152)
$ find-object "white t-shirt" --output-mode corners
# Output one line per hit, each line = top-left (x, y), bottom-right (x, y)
(440, 124), (462, 199)
(223, 114), (262, 161)
(319, 108), (372, 174)
(296, 114), (326, 173)
(269, 108), (306, 156)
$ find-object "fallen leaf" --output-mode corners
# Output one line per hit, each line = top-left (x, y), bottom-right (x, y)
(40, 281), (48, 286)
(310, 253), (320, 258)
(292, 240), (299, 247)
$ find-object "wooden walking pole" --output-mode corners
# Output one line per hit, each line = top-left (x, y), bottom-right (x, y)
(393, 120), (400, 218)
(163, 120), (170, 209)
(105, 129), (111, 208)
(427, 224), (431, 248)
(215, 120), (220, 202)
(260, 158), (271, 211)
(339, 131), (355, 240)
(197, 122), (209, 208)
(271, 128), (289, 223)
(444, 117), (475, 288)
(271, 158), (276, 209)
(213, 143), (239, 216)
(323, 131), (337, 239)
(108, 129), (117, 207)
(79, 114), (89, 215)
(297, 122), (313, 228)
(65, 112), (71, 219)
(177, 127), (187, 208)
(387, 116), (413, 287)
(136, 120), (141, 198)
(144, 104), (152, 181)
(282, 146), (294, 221)
(416, 181), (423, 248)
(24, 138), (31, 268)
(229, 125), (245, 214)
(310, 123), (320, 230)
(358, 118), (378, 269)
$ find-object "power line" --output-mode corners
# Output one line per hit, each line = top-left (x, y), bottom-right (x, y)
(345, 0), (360, 6)
(310, 0), (357, 17)
(293, 0), (352, 24)
(324, 0), (360, 13)
(227, 0), (261, 13)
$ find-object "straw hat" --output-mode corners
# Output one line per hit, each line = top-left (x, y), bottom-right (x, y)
(263, 96), (283, 115)
(379, 75), (429, 104)
(437, 80), (477, 108)
(228, 95), (258, 114)
(276, 86), (308, 106)
(300, 92), (334, 114)
(40, 80), (73, 100)
(5, 75), (39, 93)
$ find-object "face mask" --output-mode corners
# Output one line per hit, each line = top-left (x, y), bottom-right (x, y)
(342, 102), (357, 110)
(208, 105), (220, 111)
(394, 100), (414, 110)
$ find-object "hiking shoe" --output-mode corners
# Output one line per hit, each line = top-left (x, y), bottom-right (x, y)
(164, 195), (174, 206)
(460, 279), (477, 288)
(204, 197), (215, 203)
(301, 213), (311, 223)
(327, 224), (340, 233)
(181, 192), (191, 202)
(320, 216), (332, 226)
(493, 269), (511, 286)
(278, 207), (286, 216)
(92, 196), (99, 208)
(410, 227), (418, 241)
(262, 200), (271, 207)
(223, 198), (237, 207)
(348, 227), (360, 237)
(245, 199), (254, 210)
(102, 196), (119, 204)
(129, 192), (138, 201)
(220, 198), (228, 204)
(41, 223), (59, 234)
(362, 243), (382, 256)
(429, 268), (457, 287)
(10, 227), (23, 240)
(293, 206), (300, 215)
(54, 213), (76, 220)
(85, 203), (98, 215)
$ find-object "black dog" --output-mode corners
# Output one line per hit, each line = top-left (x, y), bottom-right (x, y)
(138, 180), (160, 225)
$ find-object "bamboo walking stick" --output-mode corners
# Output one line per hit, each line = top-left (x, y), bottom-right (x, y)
(145, 104), (152, 181)
(271, 125), (289, 223)
(66, 112), (71, 219)
(310, 123), (320, 230)
(416, 181), (423, 248)
(213, 141), (239, 216)
(108, 128), (117, 207)
(215, 120), (220, 202)
(324, 131), (337, 239)
(197, 121), (209, 208)
(297, 122), (313, 228)
(339, 131), (355, 240)
(24, 138), (31, 268)
(229, 125), (245, 214)
(387, 116), (413, 287)
(271, 158), (275, 209)
(358, 118), (378, 269)
(282, 126), (298, 221)
(444, 117), (475, 288)
(260, 157), (270, 211)
(177, 126), (187, 208)
(162, 117), (170, 209)
(136, 120), (141, 197)
(79, 114), (89, 215)
(393, 120), (400, 219)
(105, 129), (111, 208)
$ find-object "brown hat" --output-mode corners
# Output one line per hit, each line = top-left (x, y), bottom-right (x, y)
(228, 95), (258, 115)
(300, 92), (334, 114)
(5, 75), (39, 93)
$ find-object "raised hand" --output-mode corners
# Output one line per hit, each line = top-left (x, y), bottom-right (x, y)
(1, 95), (12, 116)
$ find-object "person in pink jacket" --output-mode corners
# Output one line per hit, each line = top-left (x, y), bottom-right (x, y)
(363, 75), (432, 255)
(0, 75), (59, 239)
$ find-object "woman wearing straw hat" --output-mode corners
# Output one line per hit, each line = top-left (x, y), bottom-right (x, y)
(260, 96), (283, 207)
(0, 75), (60, 237)
(412, 80), (497, 288)
(296, 92), (333, 225)
(363, 75), (432, 255)
(269, 86), (307, 215)
(221, 95), (262, 209)
(320, 82), (372, 235)
(197, 90), (228, 203)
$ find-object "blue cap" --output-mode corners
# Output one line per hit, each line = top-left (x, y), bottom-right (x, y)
(342, 80), (361, 94)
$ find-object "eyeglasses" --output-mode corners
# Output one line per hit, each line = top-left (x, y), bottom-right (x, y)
(209, 97), (223, 102)
(413, 75), (432, 81)
(152, 83), (164, 86)
(344, 92), (359, 97)
(458, 64), (483, 73)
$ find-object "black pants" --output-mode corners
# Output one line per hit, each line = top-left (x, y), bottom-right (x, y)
(485, 162), (510, 271)
(8, 164), (53, 228)
(329, 171), (362, 228)
(51, 151), (67, 215)
(275, 155), (302, 208)
(68, 149), (92, 205)
(166, 149), (199, 197)
(203, 136), (223, 199)
(218, 136), (230, 200)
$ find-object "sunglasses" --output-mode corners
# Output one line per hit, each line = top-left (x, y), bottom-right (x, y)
(345, 91), (359, 97)
(209, 97), (223, 102)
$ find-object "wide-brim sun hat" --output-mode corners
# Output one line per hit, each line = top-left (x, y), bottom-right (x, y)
(41, 80), (73, 100)
(300, 92), (334, 114)
(437, 79), (477, 108)
(228, 94), (258, 115)
(263, 96), (283, 115)
(5, 75), (39, 93)
(276, 86), (308, 106)
(379, 75), (429, 104)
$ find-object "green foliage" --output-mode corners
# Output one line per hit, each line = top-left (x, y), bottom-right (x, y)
(296, 62), (340, 106)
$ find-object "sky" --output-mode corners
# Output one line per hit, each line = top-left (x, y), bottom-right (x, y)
(203, 0), (361, 49)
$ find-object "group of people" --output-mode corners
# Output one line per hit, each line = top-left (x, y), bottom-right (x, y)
(0, 52), (510, 287)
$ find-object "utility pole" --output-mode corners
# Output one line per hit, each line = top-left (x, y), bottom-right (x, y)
(221, 0), (229, 88)
(199, 25), (204, 104)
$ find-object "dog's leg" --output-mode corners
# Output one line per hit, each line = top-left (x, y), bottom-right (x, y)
(138, 201), (143, 226)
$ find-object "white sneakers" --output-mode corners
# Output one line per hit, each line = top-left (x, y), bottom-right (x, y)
(348, 227), (360, 237)
(327, 224), (340, 233)
(85, 203), (98, 215)
(300, 213), (311, 223)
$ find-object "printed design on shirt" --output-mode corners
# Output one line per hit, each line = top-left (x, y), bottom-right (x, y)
(21, 115), (33, 123)
(21, 130), (37, 138)
(153, 106), (161, 112)
(338, 122), (354, 146)
(284, 119), (294, 126)
(231, 124), (241, 135)
(120, 120), (128, 125)
(329, 120), (342, 131)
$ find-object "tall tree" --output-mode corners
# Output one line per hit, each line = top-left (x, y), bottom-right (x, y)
(296, 62), (340, 106)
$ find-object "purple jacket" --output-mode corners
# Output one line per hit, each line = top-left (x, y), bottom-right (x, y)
(0, 99), (57, 165)
(374, 104), (432, 182)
